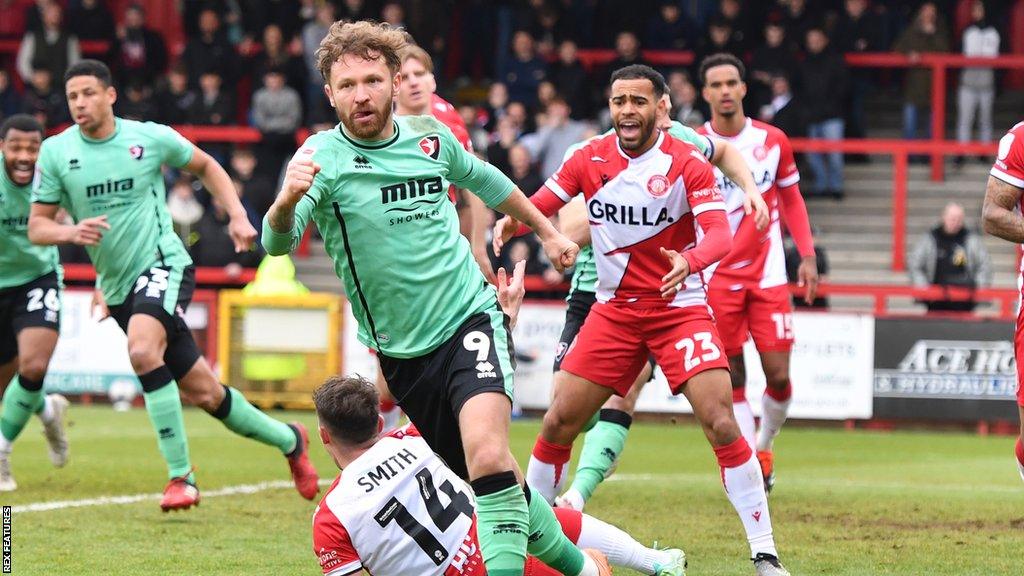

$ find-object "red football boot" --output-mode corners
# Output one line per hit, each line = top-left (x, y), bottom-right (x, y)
(287, 422), (320, 500)
(160, 470), (200, 512)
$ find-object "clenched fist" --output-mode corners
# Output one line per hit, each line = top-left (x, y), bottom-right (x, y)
(279, 156), (321, 207)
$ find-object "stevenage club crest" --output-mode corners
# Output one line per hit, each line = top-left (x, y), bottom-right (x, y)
(753, 145), (768, 161)
(129, 145), (145, 160)
(419, 136), (440, 159)
(646, 174), (670, 197)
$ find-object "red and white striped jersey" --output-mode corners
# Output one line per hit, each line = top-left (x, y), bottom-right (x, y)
(312, 425), (481, 576)
(539, 130), (727, 307)
(990, 120), (1024, 286)
(698, 118), (799, 289)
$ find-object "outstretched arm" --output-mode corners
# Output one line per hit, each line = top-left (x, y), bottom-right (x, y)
(494, 189), (578, 272)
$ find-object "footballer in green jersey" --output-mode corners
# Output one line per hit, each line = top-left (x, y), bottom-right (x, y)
(29, 60), (319, 511)
(0, 114), (70, 491)
(264, 21), (592, 576)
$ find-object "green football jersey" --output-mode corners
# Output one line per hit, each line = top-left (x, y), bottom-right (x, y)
(33, 119), (194, 305)
(263, 115), (515, 358)
(0, 154), (60, 290)
(564, 121), (713, 297)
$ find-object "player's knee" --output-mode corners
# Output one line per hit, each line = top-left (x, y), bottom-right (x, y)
(17, 355), (49, 383)
(541, 405), (585, 444)
(765, 370), (790, 391)
(708, 410), (742, 445)
(127, 342), (164, 374)
(465, 443), (513, 479)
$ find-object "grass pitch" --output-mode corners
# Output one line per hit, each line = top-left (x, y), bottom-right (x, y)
(3, 407), (1022, 575)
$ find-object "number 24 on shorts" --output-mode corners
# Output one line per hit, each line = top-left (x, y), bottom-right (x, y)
(675, 332), (721, 371)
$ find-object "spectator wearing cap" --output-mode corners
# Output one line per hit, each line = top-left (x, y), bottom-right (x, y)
(16, 2), (80, 84)
(112, 3), (168, 87)
(798, 27), (848, 199)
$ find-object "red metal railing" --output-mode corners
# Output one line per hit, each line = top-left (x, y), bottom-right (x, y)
(570, 49), (1024, 182)
(62, 263), (256, 285)
(788, 138), (998, 272)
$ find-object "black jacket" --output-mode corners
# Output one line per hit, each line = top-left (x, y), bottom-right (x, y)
(797, 49), (849, 123)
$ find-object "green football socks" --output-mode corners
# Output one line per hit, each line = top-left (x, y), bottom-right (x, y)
(211, 386), (297, 455)
(139, 366), (193, 480)
(472, 471), (529, 576)
(0, 376), (44, 443)
(569, 409), (632, 502)
(525, 484), (586, 576)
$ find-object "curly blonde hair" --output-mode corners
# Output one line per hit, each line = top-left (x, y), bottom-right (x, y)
(315, 20), (407, 82)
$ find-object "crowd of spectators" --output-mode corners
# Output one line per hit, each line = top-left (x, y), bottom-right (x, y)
(0, 0), (1014, 283)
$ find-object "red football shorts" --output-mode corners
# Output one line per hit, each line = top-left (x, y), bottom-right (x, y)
(1015, 301), (1024, 407)
(707, 283), (794, 357)
(559, 302), (729, 395)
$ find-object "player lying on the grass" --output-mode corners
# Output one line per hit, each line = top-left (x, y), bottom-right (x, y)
(0, 114), (70, 491)
(981, 118), (1024, 483)
(312, 374), (689, 576)
(548, 86), (771, 512)
(697, 53), (818, 493)
(28, 59), (319, 512)
(264, 20), (595, 576)
(495, 65), (789, 576)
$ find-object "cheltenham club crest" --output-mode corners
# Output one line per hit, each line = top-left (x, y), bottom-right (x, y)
(418, 136), (440, 159)
(129, 145), (145, 160)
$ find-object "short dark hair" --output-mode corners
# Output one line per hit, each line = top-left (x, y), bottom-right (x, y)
(609, 64), (666, 99)
(313, 375), (381, 445)
(699, 53), (746, 84)
(0, 114), (44, 140)
(64, 59), (113, 87)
